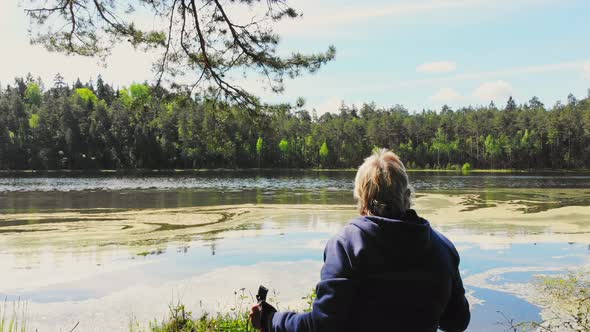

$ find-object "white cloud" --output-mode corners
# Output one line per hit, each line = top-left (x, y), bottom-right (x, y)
(298, 0), (509, 27)
(429, 88), (463, 103)
(275, 0), (560, 36)
(311, 97), (344, 116)
(584, 63), (590, 79)
(277, 0), (474, 33)
(474, 80), (513, 102)
(308, 0), (481, 25)
(364, 59), (590, 95)
(417, 61), (457, 74)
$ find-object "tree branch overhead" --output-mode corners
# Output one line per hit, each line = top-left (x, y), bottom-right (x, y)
(23, 0), (336, 108)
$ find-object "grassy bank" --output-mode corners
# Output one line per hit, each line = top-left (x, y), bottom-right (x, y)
(132, 290), (315, 332)
(502, 271), (590, 332)
(0, 301), (27, 332)
(2, 273), (588, 332)
(131, 304), (253, 332)
(137, 273), (590, 332)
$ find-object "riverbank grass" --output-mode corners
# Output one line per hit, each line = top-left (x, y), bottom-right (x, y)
(0, 300), (27, 332)
(133, 288), (257, 332)
(141, 304), (253, 332)
(133, 289), (316, 332)
(502, 270), (590, 332)
(533, 271), (590, 331)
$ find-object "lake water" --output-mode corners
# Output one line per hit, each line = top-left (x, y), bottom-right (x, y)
(1, 171), (589, 331)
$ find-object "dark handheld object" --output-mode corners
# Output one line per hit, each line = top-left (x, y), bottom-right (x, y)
(257, 285), (269, 303)
(256, 285), (277, 331)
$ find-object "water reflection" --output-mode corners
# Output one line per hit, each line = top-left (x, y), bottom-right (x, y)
(0, 173), (589, 331)
(1, 170), (590, 192)
(2, 172), (590, 214)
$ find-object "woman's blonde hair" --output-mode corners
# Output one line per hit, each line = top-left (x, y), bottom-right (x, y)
(354, 148), (410, 217)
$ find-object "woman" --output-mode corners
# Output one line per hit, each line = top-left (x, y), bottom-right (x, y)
(250, 149), (470, 332)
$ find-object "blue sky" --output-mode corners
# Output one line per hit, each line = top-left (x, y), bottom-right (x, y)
(1, 0), (589, 114)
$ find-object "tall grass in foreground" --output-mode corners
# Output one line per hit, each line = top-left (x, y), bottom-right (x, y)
(0, 300), (27, 332)
(131, 288), (258, 332)
(133, 289), (316, 332)
(143, 304), (253, 332)
(503, 270), (590, 332)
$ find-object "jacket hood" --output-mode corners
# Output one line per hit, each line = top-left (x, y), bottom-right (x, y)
(350, 209), (432, 257)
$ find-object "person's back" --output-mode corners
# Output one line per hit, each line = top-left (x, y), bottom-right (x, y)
(250, 149), (470, 332)
(340, 212), (469, 331)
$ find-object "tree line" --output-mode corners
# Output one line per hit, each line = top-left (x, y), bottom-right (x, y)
(1, 75), (589, 170)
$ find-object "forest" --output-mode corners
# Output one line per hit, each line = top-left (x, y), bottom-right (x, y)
(1, 75), (589, 170)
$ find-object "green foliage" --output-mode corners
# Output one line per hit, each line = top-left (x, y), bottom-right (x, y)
(28, 114), (40, 129)
(535, 272), (590, 331)
(142, 303), (253, 332)
(319, 142), (329, 160)
(134, 289), (316, 332)
(129, 84), (151, 101)
(24, 83), (42, 106)
(278, 138), (290, 166)
(2, 76), (590, 170)
(303, 288), (317, 313)
(75, 88), (98, 104)
(462, 162), (472, 172)
(0, 300), (28, 332)
(24, 0), (335, 107)
(135, 289), (256, 332)
(508, 271), (590, 331)
(119, 89), (133, 106)
(484, 134), (501, 168)
(278, 139), (289, 155)
(256, 137), (263, 156)
(430, 128), (459, 168)
(119, 84), (151, 106)
(255, 137), (264, 167)
(397, 140), (414, 160)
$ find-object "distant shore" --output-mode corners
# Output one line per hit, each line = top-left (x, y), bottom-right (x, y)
(1, 168), (589, 175)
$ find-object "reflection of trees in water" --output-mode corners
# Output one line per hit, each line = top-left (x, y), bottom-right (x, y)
(444, 189), (590, 214)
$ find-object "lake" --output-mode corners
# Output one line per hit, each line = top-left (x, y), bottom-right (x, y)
(1, 171), (589, 331)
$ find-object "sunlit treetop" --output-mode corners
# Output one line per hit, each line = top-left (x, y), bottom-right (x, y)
(75, 87), (98, 104)
(23, 0), (336, 108)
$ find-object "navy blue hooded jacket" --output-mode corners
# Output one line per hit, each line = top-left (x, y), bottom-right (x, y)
(269, 209), (470, 332)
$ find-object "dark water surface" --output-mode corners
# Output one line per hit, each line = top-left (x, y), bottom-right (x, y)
(2, 170), (590, 212)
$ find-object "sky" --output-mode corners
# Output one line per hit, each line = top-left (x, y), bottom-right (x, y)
(1, 0), (590, 114)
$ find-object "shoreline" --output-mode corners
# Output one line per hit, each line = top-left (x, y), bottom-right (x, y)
(1, 168), (590, 175)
